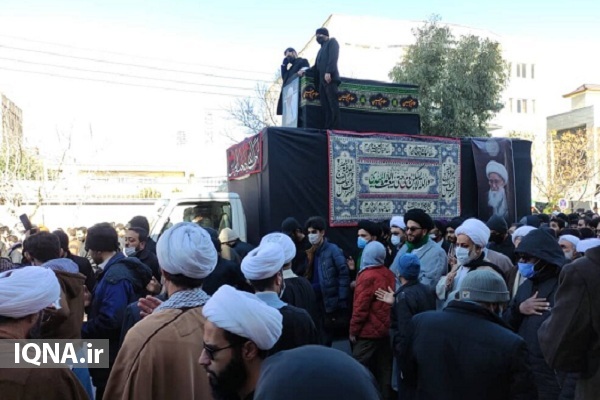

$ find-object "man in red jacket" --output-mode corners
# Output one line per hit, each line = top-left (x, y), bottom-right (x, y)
(349, 241), (395, 400)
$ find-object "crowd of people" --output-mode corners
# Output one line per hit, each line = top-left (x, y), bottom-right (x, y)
(0, 209), (599, 399)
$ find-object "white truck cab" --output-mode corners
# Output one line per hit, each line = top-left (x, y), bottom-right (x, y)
(149, 192), (247, 242)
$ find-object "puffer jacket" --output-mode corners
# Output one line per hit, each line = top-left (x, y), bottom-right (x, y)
(306, 239), (350, 313)
(82, 253), (152, 365)
(350, 265), (395, 338)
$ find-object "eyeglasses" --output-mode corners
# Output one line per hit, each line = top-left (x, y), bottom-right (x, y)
(406, 227), (423, 232)
(203, 343), (235, 361)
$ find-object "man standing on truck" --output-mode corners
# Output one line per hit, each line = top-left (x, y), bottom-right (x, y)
(304, 216), (350, 346)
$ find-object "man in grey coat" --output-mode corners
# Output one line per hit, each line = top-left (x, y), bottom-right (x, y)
(390, 209), (447, 293)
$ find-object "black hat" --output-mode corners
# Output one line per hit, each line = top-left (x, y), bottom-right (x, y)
(486, 215), (508, 234)
(447, 217), (465, 230)
(404, 209), (434, 231)
(357, 220), (381, 237)
(519, 215), (541, 228)
(281, 217), (302, 234)
(316, 27), (329, 36)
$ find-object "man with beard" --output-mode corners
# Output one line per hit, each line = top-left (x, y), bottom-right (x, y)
(124, 226), (161, 281)
(0, 267), (89, 399)
(241, 242), (318, 353)
(558, 234), (579, 262)
(200, 285), (283, 400)
(277, 48), (309, 116)
(261, 232), (319, 328)
(486, 161), (510, 220)
(486, 215), (516, 263)
(105, 223), (218, 399)
(390, 209), (447, 293)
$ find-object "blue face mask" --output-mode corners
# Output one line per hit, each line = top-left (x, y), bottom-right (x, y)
(357, 237), (368, 249)
(518, 262), (535, 279)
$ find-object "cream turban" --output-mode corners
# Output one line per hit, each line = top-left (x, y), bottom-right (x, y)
(390, 216), (406, 230)
(203, 285), (283, 350)
(455, 218), (490, 248)
(157, 222), (217, 279)
(558, 234), (580, 248)
(512, 226), (536, 246)
(241, 242), (285, 280)
(260, 233), (296, 264)
(219, 227), (239, 243)
(576, 238), (600, 253)
(0, 266), (61, 318)
(486, 161), (508, 183)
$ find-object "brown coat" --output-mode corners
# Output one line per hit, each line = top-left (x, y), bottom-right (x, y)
(539, 246), (600, 399)
(104, 306), (211, 400)
(41, 270), (86, 340)
(0, 333), (89, 400)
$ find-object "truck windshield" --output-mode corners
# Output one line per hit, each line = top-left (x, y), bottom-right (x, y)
(156, 201), (232, 239)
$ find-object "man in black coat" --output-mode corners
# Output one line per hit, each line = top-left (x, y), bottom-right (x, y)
(376, 253), (435, 398)
(53, 229), (96, 292)
(401, 269), (537, 399)
(504, 228), (576, 399)
(487, 215), (516, 263)
(128, 215), (157, 255)
(124, 227), (161, 281)
(277, 48), (309, 116)
(202, 237), (252, 295)
(281, 217), (311, 277)
(301, 27), (340, 129)
(241, 242), (319, 354)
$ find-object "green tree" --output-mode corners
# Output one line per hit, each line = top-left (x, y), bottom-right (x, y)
(389, 17), (509, 137)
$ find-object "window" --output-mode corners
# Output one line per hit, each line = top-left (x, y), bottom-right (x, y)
(517, 99), (522, 113)
(531, 64), (535, 79)
(532, 99), (536, 114)
(508, 98), (513, 113)
(508, 62), (512, 77)
(522, 100), (528, 114)
(516, 63), (527, 78)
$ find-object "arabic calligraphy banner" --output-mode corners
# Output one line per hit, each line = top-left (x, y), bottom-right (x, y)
(227, 133), (262, 180)
(328, 131), (461, 226)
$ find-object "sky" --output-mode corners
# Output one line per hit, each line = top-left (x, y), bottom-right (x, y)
(0, 0), (598, 175)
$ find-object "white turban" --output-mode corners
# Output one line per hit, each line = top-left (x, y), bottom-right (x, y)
(157, 222), (217, 279)
(390, 216), (406, 230)
(512, 226), (536, 246)
(558, 235), (580, 248)
(486, 161), (509, 183)
(455, 218), (490, 248)
(219, 227), (239, 243)
(260, 233), (296, 264)
(576, 238), (600, 253)
(241, 242), (285, 280)
(0, 266), (61, 318)
(203, 285), (283, 350)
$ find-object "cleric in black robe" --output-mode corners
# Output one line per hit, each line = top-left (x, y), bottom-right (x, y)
(276, 47), (309, 115)
(242, 240), (319, 354)
(281, 267), (320, 331)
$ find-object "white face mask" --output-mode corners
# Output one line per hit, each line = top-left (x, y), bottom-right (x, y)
(124, 247), (137, 257)
(455, 247), (472, 266)
(308, 233), (321, 245)
(391, 235), (401, 246)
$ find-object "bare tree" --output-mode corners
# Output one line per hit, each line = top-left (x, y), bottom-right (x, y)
(534, 129), (597, 209)
(228, 83), (280, 141)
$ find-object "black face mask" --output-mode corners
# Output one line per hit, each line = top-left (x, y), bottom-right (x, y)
(316, 37), (325, 45)
(489, 233), (504, 244)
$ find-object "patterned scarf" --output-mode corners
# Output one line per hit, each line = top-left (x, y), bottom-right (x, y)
(154, 287), (210, 312)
